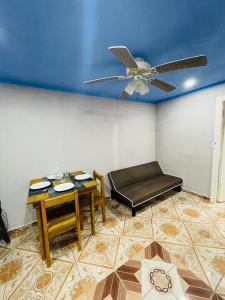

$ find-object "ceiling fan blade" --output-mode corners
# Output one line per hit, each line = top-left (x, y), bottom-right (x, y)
(83, 76), (127, 85)
(108, 46), (138, 69)
(119, 90), (129, 99)
(153, 55), (207, 73)
(148, 78), (176, 92)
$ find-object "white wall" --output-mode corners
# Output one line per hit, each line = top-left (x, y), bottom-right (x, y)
(0, 84), (155, 229)
(156, 83), (225, 197)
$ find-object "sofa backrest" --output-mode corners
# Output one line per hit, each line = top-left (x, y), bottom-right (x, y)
(108, 161), (163, 190)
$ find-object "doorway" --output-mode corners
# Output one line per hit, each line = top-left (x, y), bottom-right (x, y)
(211, 97), (225, 203)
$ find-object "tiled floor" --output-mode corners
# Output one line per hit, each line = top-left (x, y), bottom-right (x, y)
(1, 191), (225, 299)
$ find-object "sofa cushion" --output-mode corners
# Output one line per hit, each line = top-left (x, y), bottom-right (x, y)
(109, 161), (163, 189)
(118, 174), (183, 206)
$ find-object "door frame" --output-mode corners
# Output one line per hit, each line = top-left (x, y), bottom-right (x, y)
(210, 96), (225, 203)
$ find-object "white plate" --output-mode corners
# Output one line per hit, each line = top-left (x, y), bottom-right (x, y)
(46, 174), (57, 180)
(54, 182), (75, 192)
(75, 173), (91, 181)
(30, 181), (51, 190)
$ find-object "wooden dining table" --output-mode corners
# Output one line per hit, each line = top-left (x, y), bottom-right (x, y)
(27, 170), (97, 260)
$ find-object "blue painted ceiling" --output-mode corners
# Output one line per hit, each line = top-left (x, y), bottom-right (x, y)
(0, 0), (225, 103)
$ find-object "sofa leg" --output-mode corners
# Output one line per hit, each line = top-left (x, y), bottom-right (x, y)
(174, 185), (182, 192)
(132, 207), (136, 217)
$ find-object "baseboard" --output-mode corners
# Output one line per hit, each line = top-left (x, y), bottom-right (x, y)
(183, 188), (210, 200)
(8, 221), (37, 233)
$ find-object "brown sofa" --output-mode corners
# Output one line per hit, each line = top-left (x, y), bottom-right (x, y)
(108, 161), (183, 216)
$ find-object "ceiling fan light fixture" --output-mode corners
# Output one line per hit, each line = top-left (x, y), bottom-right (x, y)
(183, 78), (198, 89)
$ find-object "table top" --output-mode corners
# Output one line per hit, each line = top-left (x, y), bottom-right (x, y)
(27, 170), (97, 205)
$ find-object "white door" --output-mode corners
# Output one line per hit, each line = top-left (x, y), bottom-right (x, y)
(217, 109), (225, 202)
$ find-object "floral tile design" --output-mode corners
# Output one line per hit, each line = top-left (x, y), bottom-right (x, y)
(79, 233), (119, 269)
(95, 207), (125, 236)
(0, 248), (40, 299)
(194, 246), (225, 289)
(10, 259), (73, 300)
(203, 207), (225, 224)
(171, 191), (198, 206)
(185, 221), (225, 248)
(91, 242), (221, 300)
(175, 204), (212, 223)
(115, 236), (152, 268)
(2, 191), (225, 299)
(152, 198), (179, 219)
(152, 217), (192, 245)
(159, 242), (209, 285)
(56, 263), (112, 300)
(123, 216), (153, 238)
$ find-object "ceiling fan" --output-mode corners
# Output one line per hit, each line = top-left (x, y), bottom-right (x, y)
(83, 46), (207, 98)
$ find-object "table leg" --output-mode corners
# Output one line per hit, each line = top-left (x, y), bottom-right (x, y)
(90, 191), (95, 235)
(36, 205), (46, 260)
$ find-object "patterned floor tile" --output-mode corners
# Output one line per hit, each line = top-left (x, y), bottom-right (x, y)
(58, 263), (113, 300)
(94, 260), (142, 300)
(0, 246), (10, 260)
(216, 276), (225, 298)
(203, 207), (225, 224)
(152, 198), (179, 219)
(95, 207), (125, 236)
(175, 204), (212, 223)
(184, 221), (225, 248)
(194, 246), (225, 289)
(0, 248), (40, 299)
(160, 242), (209, 285)
(79, 233), (119, 269)
(4, 192), (225, 299)
(0, 223), (36, 250)
(10, 259), (73, 300)
(216, 223), (225, 238)
(16, 227), (40, 253)
(50, 230), (91, 262)
(115, 236), (152, 268)
(171, 191), (197, 206)
(152, 217), (192, 245)
(123, 216), (153, 239)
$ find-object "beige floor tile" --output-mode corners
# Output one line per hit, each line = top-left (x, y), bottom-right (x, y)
(172, 191), (197, 206)
(160, 242), (209, 285)
(10, 259), (73, 300)
(0, 246), (10, 260)
(16, 227), (41, 253)
(50, 230), (91, 262)
(17, 227), (90, 262)
(203, 206), (225, 224)
(79, 233), (119, 269)
(0, 223), (36, 250)
(0, 248), (40, 300)
(95, 207), (125, 236)
(152, 218), (192, 245)
(135, 203), (153, 218)
(216, 223), (225, 238)
(175, 204), (212, 223)
(115, 236), (152, 268)
(184, 221), (225, 248)
(194, 245), (225, 289)
(152, 199), (179, 219)
(216, 275), (225, 297)
(123, 216), (153, 239)
(57, 262), (112, 300)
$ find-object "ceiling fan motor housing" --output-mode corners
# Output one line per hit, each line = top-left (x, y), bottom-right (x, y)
(126, 58), (152, 77)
